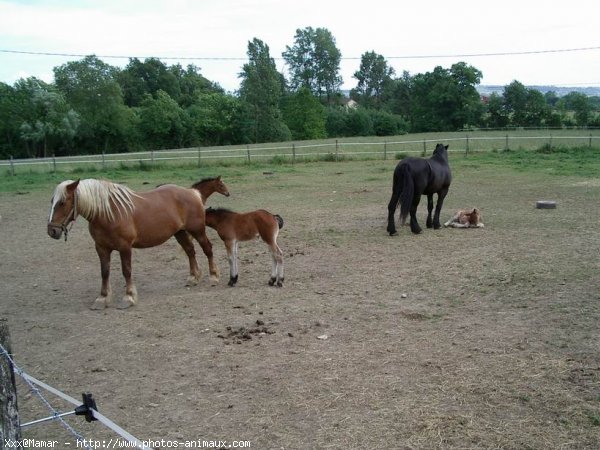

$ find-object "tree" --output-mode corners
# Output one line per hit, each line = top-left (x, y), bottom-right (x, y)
(238, 38), (290, 143)
(138, 90), (189, 149)
(0, 81), (28, 158)
(409, 63), (482, 132)
(485, 92), (509, 128)
(560, 92), (592, 126)
(386, 71), (413, 119)
(283, 27), (342, 103)
(351, 51), (395, 108)
(187, 92), (243, 146)
(118, 58), (180, 107)
(54, 55), (133, 153)
(281, 87), (326, 140)
(170, 64), (222, 108)
(19, 88), (79, 157)
(522, 89), (550, 127)
(503, 80), (529, 126)
(345, 108), (373, 136)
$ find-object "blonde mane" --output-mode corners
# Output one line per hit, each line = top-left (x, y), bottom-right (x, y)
(55, 179), (136, 222)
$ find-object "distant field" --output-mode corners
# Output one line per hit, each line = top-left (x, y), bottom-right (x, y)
(1, 129), (600, 177)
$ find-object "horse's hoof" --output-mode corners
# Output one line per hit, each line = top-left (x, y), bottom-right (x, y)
(210, 275), (220, 286)
(388, 231), (398, 236)
(276, 280), (283, 288)
(268, 277), (276, 286)
(411, 229), (423, 235)
(228, 275), (238, 287)
(90, 297), (109, 310)
(116, 295), (136, 309)
(185, 275), (200, 286)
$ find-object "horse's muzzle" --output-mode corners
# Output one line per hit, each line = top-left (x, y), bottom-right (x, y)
(47, 224), (63, 240)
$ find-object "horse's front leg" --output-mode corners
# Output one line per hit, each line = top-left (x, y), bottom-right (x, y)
(116, 248), (138, 309)
(174, 230), (202, 286)
(426, 194), (434, 228)
(433, 188), (449, 230)
(91, 245), (113, 310)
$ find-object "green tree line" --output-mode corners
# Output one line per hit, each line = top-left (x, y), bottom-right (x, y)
(1, 26), (599, 159)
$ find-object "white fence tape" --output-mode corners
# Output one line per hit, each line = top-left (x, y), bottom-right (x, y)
(1, 345), (153, 450)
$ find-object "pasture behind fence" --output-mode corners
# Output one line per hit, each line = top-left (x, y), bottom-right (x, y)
(1, 132), (599, 175)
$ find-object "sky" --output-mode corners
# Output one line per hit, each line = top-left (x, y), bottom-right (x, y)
(1, 0), (599, 92)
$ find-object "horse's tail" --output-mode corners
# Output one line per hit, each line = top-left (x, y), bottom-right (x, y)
(273, 214), (284, 229)
(399, 164), (414, 225)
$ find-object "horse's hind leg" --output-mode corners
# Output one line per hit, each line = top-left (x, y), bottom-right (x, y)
(116, 248), (138, 309)
(409, 197), (422, 234)
(268, 241), (284, 287)
(444, 212), (460, 227)
(386, 184), (400, 236)
(191, 229), (220, 285)
(426, 194), (434, 228)
(91, 245), (113, 310)
(174, 230), (202, 286)
(226, 239), (238, 287)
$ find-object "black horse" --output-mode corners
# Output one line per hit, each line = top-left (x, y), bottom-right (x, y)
(387, 143), (452, 235)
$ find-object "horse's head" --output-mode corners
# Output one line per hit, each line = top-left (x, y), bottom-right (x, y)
(433, 143), (449, 157)
(214, 176), (230, 197)
(47, 179), (80, 240)
(470, 208), (481, 224)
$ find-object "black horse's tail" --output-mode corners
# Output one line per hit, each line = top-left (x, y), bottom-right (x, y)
(273, 214), (284, 229)
(399, 164), (414, 225)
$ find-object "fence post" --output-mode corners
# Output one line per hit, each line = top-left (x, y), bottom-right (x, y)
(1, 318), (21, 441)
(590, 133), (593, 148)
(465, 135), (469, 157)
(422, 140), (426, 156)
(247, 145), (251, 163)
(52, 154), (56, 173)
(9, 156), (14, 176)
(151, 150), (154, 166)
(102, 151), (106, 171)
(335, 139), (339, 161)
(505, 134), (509, 151)
(292, 143), (296, 164)
(197, 148), (202, 167)
(384, 141), (387, 160)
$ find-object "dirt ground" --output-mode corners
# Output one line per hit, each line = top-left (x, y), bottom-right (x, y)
(1, 160), (599, 449)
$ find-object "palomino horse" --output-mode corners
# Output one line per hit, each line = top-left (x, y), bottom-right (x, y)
(191, 176), (230, 203)
(205, 207), (284, 287)
(387, 143), (452, 235)
(47, 179), (219, 309)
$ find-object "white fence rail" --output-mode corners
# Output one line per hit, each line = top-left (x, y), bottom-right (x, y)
(1, 133), (599, 175)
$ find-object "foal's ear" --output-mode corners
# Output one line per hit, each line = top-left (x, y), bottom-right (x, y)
(444, 145), (449, 150)
(216, 175), (221, 181)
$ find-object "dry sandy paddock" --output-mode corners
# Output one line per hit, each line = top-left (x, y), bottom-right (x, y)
(1, 160), (599, 449)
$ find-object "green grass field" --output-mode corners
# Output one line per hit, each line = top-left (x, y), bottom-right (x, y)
(2, 129), (600, 187)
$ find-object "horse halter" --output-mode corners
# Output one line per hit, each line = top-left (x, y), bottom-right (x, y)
(49, 191), (78, 241)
